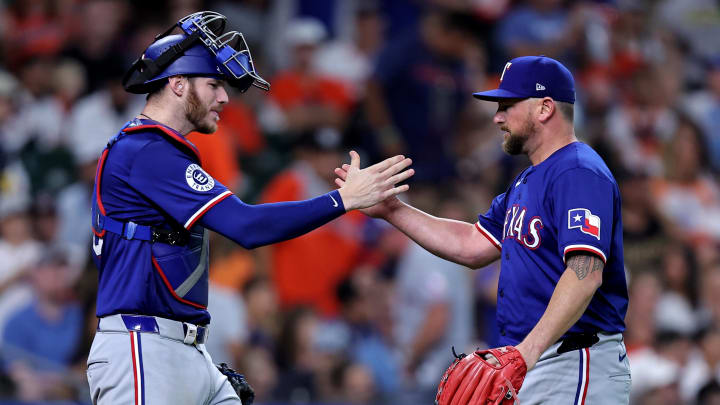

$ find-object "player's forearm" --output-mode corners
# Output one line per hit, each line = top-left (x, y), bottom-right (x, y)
(516, 263), (602, 370)
(384, 201), (497, 268)
(200, 192), (345, 249)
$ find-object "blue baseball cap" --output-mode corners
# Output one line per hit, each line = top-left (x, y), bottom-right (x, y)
(473, 55), (576, 104)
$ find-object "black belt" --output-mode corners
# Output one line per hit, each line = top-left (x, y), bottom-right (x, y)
(557, 333), (599, 354)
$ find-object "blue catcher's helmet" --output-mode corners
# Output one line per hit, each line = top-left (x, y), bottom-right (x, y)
(123, 11), (269, 94)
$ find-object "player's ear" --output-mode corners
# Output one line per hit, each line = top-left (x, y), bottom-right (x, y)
(537, 97), (555, 123)
(168, 76), (187, 97)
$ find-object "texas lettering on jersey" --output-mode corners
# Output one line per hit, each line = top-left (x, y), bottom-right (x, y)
(502, 204), (544, 249)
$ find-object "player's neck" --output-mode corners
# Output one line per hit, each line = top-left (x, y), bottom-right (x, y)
(139, 104), (193, 136)
(527, 127), (577, 166)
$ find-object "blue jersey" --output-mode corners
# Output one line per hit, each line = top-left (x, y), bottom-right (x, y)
(92, 119), (232, 325)
(476, 142), (628, 346)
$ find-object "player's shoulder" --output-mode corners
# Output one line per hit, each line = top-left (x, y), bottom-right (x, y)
(547, 142), (615, 184)
(112, 129), (171, 156)
(109, 131), (196, 175)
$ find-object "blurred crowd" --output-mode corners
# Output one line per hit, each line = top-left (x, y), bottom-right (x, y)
(0, 0), (719, 404)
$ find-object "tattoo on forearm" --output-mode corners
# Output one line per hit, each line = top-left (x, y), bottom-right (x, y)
(567, 254), (604, 280)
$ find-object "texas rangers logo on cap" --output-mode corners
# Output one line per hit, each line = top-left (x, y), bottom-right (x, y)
(568, 208), (600, 239)
(500, 62), (512, 82)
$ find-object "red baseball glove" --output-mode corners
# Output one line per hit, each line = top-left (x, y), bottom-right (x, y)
(435, 346), (527, 405)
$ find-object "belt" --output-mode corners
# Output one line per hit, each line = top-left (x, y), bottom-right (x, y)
(556, 333), (599, 354)
(97, 314), (209, 345)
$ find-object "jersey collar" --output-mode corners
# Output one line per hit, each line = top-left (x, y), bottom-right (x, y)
(124, 118), (204, 165)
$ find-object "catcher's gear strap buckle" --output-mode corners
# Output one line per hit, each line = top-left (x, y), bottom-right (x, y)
(151, 227), (191, 245)
(93, 211), (189, 246)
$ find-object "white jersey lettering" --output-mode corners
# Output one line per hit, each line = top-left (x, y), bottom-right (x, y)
(523, 217), (544, 249)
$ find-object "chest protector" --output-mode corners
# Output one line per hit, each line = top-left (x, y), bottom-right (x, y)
(91, 122), (210, 310)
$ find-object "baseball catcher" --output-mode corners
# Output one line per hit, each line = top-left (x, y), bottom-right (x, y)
(86, 9), (415, 405)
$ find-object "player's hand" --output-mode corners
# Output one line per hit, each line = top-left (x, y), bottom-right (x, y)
(336, 151), (414, 211)
(334, 162), (405, 218)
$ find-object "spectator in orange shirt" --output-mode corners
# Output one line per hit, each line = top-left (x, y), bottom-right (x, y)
(259, 127), (369, 316)
(259, 18), (354, 135)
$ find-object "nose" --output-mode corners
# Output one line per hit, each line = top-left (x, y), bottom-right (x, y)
(493, 112), (505, 125)
(217, 86), (229, 104)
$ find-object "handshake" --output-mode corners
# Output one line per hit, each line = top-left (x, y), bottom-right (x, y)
(334, 150), (414, 213)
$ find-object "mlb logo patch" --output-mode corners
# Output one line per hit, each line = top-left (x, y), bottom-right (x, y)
(568, 208), (600, 239)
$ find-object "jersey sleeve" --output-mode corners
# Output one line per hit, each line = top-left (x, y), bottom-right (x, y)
(128, 140), (232, 229)
(551, 168), (615, 264)
(476, 191), (508, 251)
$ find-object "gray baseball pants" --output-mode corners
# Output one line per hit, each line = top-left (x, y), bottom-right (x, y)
(518, 333), (631, 404)
(86, 314), (241, 405)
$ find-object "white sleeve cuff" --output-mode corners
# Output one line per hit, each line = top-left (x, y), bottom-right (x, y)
(184, 190), (233, 229)
(563, 244), (607, 264)
(475, 222), (502, 251)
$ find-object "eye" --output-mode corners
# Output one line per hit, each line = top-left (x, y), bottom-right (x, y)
(497, 99), (522, 112)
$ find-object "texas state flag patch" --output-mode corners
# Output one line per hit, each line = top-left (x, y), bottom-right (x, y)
(568, 208), (601, 240)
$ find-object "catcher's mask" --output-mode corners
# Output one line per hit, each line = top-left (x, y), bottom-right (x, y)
(122, 11), (270, 94)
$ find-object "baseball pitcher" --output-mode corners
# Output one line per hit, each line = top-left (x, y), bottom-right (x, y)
(335, 55), (631, 404)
